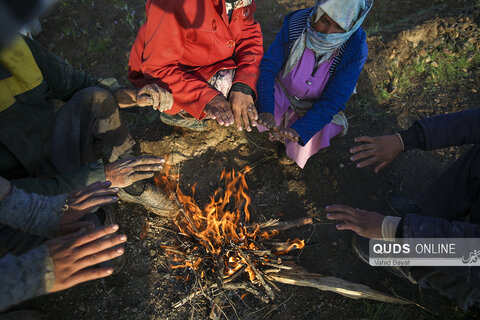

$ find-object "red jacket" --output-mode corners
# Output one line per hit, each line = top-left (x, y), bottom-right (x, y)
(128, 0), (263, 119)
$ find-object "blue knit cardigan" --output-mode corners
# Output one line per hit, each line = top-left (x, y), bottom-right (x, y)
(256, 8), (369, 144)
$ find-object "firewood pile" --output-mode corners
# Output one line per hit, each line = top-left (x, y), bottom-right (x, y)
(143, 166), (408, 319)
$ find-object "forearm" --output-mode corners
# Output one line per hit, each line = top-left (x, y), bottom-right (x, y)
(0, 186), (65, 237)
(403, 213), (480, 238)
(232, 3), (263, 97)
(0, 246), (55, 312)
(399, 108), (480, 151)
(12, 159), (106, 196)
(256, 22), (288, 115)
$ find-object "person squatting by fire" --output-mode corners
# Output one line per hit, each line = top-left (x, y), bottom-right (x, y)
(1, 0), (479, 316)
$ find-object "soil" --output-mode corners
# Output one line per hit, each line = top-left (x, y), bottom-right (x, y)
(13, 0), (480, 319)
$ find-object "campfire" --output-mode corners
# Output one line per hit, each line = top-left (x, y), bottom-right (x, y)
(143, 165), (409, 318)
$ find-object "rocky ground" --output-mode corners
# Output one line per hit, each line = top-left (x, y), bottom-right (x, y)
(12, 0), (480, 319)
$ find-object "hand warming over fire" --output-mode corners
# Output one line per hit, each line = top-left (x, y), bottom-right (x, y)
(46, 224), (126, 293)
(105, 156), (165, 188)
(325, 205), (385, 239)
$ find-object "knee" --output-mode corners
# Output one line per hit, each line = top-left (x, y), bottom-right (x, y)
(74, 87), (118, 116)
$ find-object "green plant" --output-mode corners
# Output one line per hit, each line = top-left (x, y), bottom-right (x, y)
(87, 35), (112, 55)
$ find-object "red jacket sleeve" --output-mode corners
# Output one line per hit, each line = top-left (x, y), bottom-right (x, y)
(137, 0), (220, 119)
(231, 2), (264, 99)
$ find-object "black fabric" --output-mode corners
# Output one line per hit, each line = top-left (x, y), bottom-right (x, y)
(398, 122), (425, 150)
(230, 82), (255, 100)
(0, 64), (12, 80)
(0, 36), (100, 174)
(415, 144), (480, 225)
(2, 0), (42, 23)
(418, 108), (480, 151)
(394, 218), (403, 239)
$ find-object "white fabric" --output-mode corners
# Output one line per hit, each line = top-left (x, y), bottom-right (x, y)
(381, 216), (402, 242)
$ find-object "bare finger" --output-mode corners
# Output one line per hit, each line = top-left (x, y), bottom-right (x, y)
(374, 161), (389, 173)
(133, 164), (164, 172)
(63, 267), (115, 289)
(70, 181), (112, 198)
(354, 136), (375, 143)
(224, 108), (235, 126)
(131, 156), (165, 165)
(356, 157), (379, 168)
(214, 108), (225, 126)
(72, 225), (119, 248)
(247, 107), (258, 127)
(350, 149), (376, 162)
(75, 235), (126, 263)
(234, 108), (243, 131)
(325, 205), (359, 215)
(59, 221), (95, 234)
(336, 222), (362, 234)
(350, 143), (375, 154)
(137, 94), (154, 107)
(74, 188), (119, 204)
(129, 172), (155, 183)
(75, 195), (119, 212)
(325, 212), (358, 224)
(241, 109), (251, 132)
(76, 247), (125, 270)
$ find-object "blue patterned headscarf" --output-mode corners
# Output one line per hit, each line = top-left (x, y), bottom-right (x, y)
(283, 0), (373, 77)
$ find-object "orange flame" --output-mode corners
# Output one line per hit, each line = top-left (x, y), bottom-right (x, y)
(156, 165), (304, 284)
(275, 239), (306, 255)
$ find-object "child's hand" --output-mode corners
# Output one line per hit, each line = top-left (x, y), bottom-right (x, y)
(350, 135), (403, 173)
(275, 127), (300, 143)
(257, 112), (276, 130)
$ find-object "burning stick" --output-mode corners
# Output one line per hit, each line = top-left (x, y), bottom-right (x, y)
(234, 243), (275, 301)
(258, 217), (313, 231)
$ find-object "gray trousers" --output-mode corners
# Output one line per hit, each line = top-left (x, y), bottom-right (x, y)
(0, 87), (134, 257)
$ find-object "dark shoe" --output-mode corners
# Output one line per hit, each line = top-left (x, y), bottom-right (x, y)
(160, 112), (207, 131)
(352, 234), (417, 284)
(118, 183), (177, 217)
(388, 193), (423, 217)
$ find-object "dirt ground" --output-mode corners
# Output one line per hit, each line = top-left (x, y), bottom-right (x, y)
(13, 0), (480, 319)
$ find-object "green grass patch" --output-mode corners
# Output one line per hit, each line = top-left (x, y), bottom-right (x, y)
(377, 41), (480, 103)
(87, 36), (112, 55)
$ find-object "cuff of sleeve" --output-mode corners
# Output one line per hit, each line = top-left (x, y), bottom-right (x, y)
(398, 122), (425, 151)
(230, 82), (256, 100)
(0, 246), (55, 311)
(381, 216), (402, 242)
(0, 186), (66, 237)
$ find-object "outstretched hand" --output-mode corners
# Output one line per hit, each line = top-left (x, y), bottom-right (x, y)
(46, 224), (126, 293)
(325, 205), (385, 239)
(275, 127), (300, 143)
(350, 135), (403, 173)
(137, 84), (173, 112)
(105, 156), (165, 188)
(59, 181), (119, 233)
(204, 94), (235, 127)
(257, 112), (276, 130)
(229, 91), (258, 132)
(114, 85), (173, 111)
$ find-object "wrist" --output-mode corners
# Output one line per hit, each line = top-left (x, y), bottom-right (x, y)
(394, 133), (405, 152)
